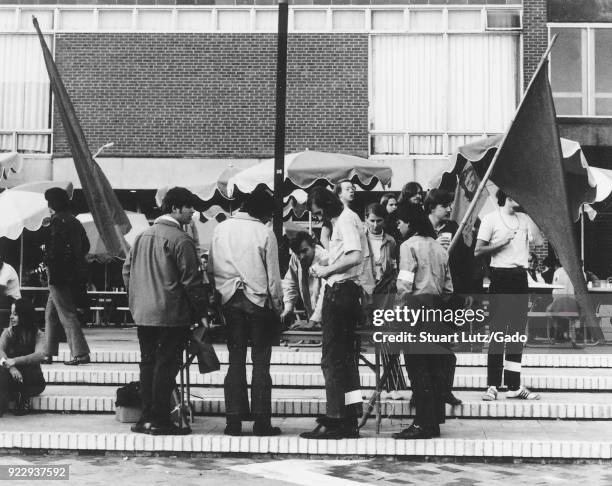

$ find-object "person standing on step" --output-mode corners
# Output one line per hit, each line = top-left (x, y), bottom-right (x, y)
(301, 187), (367, 440)
(42, 188), (91, 366)
(208, 187), (283, 437)
(476, 190), (543, 401)
(123, 187), (209, 436)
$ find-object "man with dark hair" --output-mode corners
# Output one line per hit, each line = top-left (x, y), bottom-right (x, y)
(43, 187), (91, 366)
(208, 186), (283, 437)
(333, 180), (355, 210)
(476, 190), (543, 401)
(282, 232), (328, 329)
(123, 187), (208, 435)
(301, 187), (367, 440)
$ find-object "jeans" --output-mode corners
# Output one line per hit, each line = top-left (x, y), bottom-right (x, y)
(45, 284), (90, 357)
(321, 280), (362, 419)
(487, 268), (529, 390)
(0, 365), (46, 413)
(222, 290), (275, 420)
(137, 326), (189, 426)
(404, 354), (445, 430)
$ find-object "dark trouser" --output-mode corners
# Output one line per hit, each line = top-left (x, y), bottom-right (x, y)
(321, 280), (362, 420)
(222, 290), (274, 420)
(440, 352), (457, 396)
(404, 354), (445, 430)
(0, 365), (46, 413)
(137, 326), (189, 426)
(487, 268), (529, 391)
(45, 284), (90, 357)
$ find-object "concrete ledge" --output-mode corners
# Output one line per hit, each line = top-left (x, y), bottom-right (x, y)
(27, 395), (612, 420)
(41, 369), (612, 391)
(1, 431), (611, 459)
(55, 350), (612, 368)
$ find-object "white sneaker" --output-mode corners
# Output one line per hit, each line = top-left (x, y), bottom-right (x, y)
(482, 386), (498, 401)
(506, 387), (540, 400)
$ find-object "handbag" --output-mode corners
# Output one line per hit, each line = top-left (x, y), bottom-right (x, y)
(189, 325), (220, 374)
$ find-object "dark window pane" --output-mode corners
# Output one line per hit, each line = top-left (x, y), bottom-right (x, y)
(553, 96), (582, 116)
(550, 27), (582, 93)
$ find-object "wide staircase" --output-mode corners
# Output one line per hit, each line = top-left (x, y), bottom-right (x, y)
(2, 328), (612, 460)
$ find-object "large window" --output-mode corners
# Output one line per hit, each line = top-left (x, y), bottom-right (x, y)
(550, 26), (612, 117)
(369, 8), (520, 157)
(0, 34), (51, 153)
(370, 33), (519, 157)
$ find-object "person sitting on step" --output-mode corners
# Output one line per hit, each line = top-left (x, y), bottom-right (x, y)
(0, 299), (46, 416)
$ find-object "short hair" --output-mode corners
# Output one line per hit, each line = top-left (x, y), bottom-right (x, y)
(395, 203), (436, 239)
(496, 189), (507, 207)
(161, 187), (199, 214)
(365, 203), (386, 219)
(243, 185), (275, 220)
(398, 182), (423, 204)
(289, 231), (316, 254)
(380, 193), (397, 208)
(308, 187), (344, 219)
(423, 189), (454, 214)
(333, 179), (353, 197)
(44, 187), (71, 212)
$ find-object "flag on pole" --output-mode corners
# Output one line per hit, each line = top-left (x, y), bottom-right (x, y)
(33, 16), (131, 259)
(481, 59), (599, 336)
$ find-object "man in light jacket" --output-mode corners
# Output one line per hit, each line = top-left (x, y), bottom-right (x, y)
(281, 232), (328, 329)
(123, 187), (208, 436)
(208, 187), (283, 437)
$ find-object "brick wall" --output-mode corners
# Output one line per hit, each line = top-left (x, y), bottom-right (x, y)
(522, 0), (547, 89)
(53, 33), (369, 158)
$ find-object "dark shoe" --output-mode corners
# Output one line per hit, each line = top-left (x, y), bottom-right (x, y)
(443, 393), (462, 406)
(64, 354), (90, 366)
(392, 424), (433, 440)
(130, 421), (152, 434)
(12, 393), (32, 416)
(224, 422), (242, 436)
(42, 356), (53, 365)
(300, 417), (348, 440)
(148, 423), (192, 436)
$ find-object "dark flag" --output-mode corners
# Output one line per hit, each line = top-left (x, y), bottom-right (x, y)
(462, 59), (599, 335)
(33, 17), (131, 258)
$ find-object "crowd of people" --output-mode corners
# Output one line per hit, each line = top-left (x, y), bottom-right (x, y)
(0, 180), (555, 440)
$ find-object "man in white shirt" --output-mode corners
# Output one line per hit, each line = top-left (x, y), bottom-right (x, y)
(281, 232), (327, 329)
(208, 188), (283, 438)
(300, 187), (366, 440)
(475, 190), (543, 401)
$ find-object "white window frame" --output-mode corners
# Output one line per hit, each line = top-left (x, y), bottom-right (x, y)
(368, 6), (521, 158)
(549, 23), (612, 118)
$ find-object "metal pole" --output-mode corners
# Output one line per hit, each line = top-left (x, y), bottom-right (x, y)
(19, 233), (24, 285)
(448, 36), (559, 254)
(273, 0), (289, 241)
(580, 204), (585, 270)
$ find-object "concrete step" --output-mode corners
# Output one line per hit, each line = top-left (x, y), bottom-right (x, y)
(41, 363), (612, 391)
(26, 386), (612, 420)
(54, 348), (612, 368)
(1, 414), (612, 459)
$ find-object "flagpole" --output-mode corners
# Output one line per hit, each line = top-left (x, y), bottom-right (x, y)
(448, 36), (559, 254)
(273, 0), (289, 242)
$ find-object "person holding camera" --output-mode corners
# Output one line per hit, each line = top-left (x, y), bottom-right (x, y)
(0, 299), (46, 416)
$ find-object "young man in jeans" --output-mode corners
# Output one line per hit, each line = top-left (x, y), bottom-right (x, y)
(301, 187), (367, 440)
(475, 190), (543, 401)
(208, 188), (283, 437)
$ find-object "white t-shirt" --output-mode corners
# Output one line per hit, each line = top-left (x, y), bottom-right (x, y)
(0, 263), (21, 300)
(477, 210), (534, 269)
(328, 208), (368, 285)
